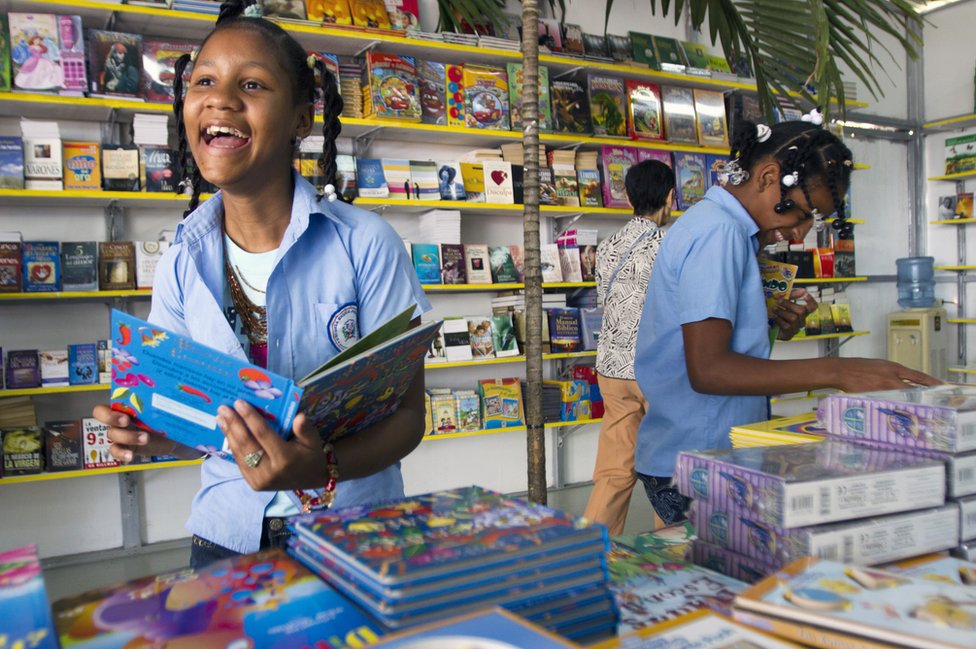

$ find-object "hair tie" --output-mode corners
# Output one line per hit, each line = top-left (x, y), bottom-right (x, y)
(307, 54), (317, 70)
(781, 171), (799, 187)
(801, 107), (824, 126)
(244, 3), (263, 17)
(756, 124), (771, 143)
(189, 49), (198, 62)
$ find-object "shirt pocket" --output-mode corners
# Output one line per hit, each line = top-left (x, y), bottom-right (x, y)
(314, 302), (361, 353)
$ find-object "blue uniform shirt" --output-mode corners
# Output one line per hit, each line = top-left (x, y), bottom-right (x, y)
(634, 185), (768, 477)
(149, 172), (431, 553)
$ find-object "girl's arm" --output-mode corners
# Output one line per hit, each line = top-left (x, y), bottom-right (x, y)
(683, 318), (940, 395)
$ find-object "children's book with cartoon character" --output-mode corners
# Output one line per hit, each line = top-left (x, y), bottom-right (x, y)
(592, 608), (803, 649)
(369, 608), (582, 648)
(53, 548), (383, 648)
(0, 545), (58, 649)
(735, 557), (976, 649)
(817, 385), (976, 454)
(109, 307), (440, 460)
(674, 440), (946, 528)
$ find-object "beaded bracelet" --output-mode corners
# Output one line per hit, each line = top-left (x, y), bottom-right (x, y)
(292, 443), (340, 513)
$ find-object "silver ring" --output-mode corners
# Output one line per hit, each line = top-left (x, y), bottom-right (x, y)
(243, 450), (264, 468)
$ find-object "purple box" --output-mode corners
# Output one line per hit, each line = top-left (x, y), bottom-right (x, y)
(817, 385), (976, 454)
(674, 440), (946, 528)
(689, 540), (781, 583)
(690, 501), (959, 566)
(844, 437), (976, 499)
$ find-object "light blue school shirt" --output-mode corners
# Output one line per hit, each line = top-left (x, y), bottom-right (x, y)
(634, 185), (768, 477)
(149, 172), (431, 554)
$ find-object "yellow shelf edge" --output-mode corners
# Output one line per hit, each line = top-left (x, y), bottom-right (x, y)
(546, 418), (602, 429)
(853, 163), (871, 170)
(0, 384), (109, 397)
(544, 351), (597, 360)
(426, 350), (595, 369)
(949, 366), (976, 374)
(785, 330), (870, 342)
(423, 418), (603, 441)
(0, 458), (204, 485)
(936, 265), (976, 271)
(932, 219), (976, 225)
(924, 113), (976, 130)
(0, 290), (152, 300)
(947, 319), (976, 324)
(0, 90), (170, 113)
(793, 277), (868, 284)
(929, 172), (976, 181)
(543, 282), (596, 288)
(424, 283), (523, 292)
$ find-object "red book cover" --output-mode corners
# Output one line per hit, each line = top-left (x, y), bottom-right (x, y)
(0, 240), (22, 293)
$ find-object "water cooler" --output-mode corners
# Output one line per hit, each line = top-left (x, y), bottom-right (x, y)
(886, 306), (948, 380)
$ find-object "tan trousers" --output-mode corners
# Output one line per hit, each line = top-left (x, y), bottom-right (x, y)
(583, 374), (647, 536)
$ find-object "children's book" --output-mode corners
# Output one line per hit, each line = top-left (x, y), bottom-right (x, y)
(600, 145), (638, 208)
(652, 35), (688, 70)
(417, 60), (446, 125)
(23, 136), (62, 190)
(587, 74), (627, 137)
(507, 63), (552, 131)
(694, 88), (730, 148)
(674, 151), (708, 211)
(436, 160), (466, 200)
(307, 0), (353, 24)
(551, 79), (591, 134)
(87, 30), (143, 98)
(439, 243), (466, 284)
(141, 39), (195, 103)
(410, 242), (440, 284)
(445, 63), (465, 127)
(463, 243), (492, 284)
(98, 241), (135, 290)
(628, 31), (659, 69)
(483, 160), (515, 204)
(56, 16), (85, 95)
(2, 426), (44, 474)
(22, 241), (59, 292)
(734, 558), (976, 649)
(489, 245), (518, 283)
(370, 608), (579, 648)
(0, 15), (10, 92)
(429, 389), (457, 433)
(0, 239), (22, 292)
(53, 547), (384, 648)
(356, 158), (389, 197)
(467, 317), (496, 358)
(363, 52), (420, 121)
(481, 378), (525, 428)
(463, 65), (510, 130)
(43, 420), (83, 471)
(597, 609), (799, 649)
(68, 343), (98, 386)
(459, 162), (486, 202)
(441, 317), (473, 362)
(705, 153), (729, 189)
(759, 258), (797, 342)
(662, 85), (699, 144)
(577, 169), (603, 207)
(626, 80), (664, 141)
(62, 141), (101, 190)
(350, 0), (392, 29)
(0, 136), (25, 189)
(9, 13), (63, 92)
(0, 545), (58, 649)
(109, 307), (441, 460)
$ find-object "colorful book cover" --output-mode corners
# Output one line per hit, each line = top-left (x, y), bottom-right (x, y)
(135, 240), (169, 289)
(454, 390), (481, 431)
(707, 55), (734, 75)
(539, 167), (558, 205)
(68, 343), (98, 385)
(705, 153), (729, 189)
(0, 15), (10, 92)
(370, 608), (578, 648)
(0, 135), (25, 189)
(81, 417), (117, 469)
(441, 317), (473, 362)
(23, 137), (62, 190)
(463, 65), (510, 130)
(9, 13), (62, 92)
(62, 141), (101, 190)
(735, 558), (976, 649)
(0, 240), (23, 293)
(483, 160), (514, 204)
(429, 390), (457, 433)
(355, 158), (389, 197)
(57, 16), (86, 95)
(43, 420), (83, 471)
(110, 308), (440, 458)
(488, 245), (518, 283)
(417, 60), (446, 125)
(758, 258), (797, 329)
(507, 63), (551, 131)
(384, 0), (419, 31)
(548, 307), (582, 353)
(350, 0), (392, 29)
(5, 350), (39, 389)
(39, 349), (68, 387)
(577, 169), (602, 207)
(551, 79), (591, 134)
(463, 243), (491, 284)
(480, 379), (525, 428)
(674, 441), (946, 528)
(98, 241), (135, 290)
(435, 161), (466, 200)
(694, 88), (730, 148)
(600, 145), (638, 208)
(142, 146), (178, 193)
(306, 0), (353, 24)
(587, 74), (627, 137)
(467, 317), (495, 358)
(652, 35), (687, 69)
(411, 242), (441, 284)
(335, 154), (357, 200)
(0, 545), (58, 649)
(101, 146), (140, 192)
(601, 609), (798, 649)
(662, 85), (699, 144)
(53, 547), (384, 648)
(509, 244), (525, 282)
(141, 39), (195, 103)
(626, 80), (664, 141)
(363, 52), (421, 121)
(674, 151), (708, 211)
(87, 30), (143, 98)
(817, 385), (976, 454)
(491, 313), (519, 358)
(22, 240), (59, 292)
(579, 245), (597, 282)
(445, 64), (465, 128)
(408, 159), (439, 200)
(262, 0), (308, 19)
(382, 158), (410, 198)
(2, 426), (44, 474)
(628, 31), (659, 68)
(459, 162), (486, 202)
(555, 168), (580, 207)
(439, 243), (466, 284)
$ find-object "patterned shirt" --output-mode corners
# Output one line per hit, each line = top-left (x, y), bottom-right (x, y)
(595, 217), (665, 379)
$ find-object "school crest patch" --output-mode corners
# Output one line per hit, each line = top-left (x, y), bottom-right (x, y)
(328, 303), (359, 351)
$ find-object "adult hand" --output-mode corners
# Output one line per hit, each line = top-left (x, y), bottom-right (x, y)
(217, 400), (327, 492)
(92, 403), (197, 463)
(774, 287), (817, 341)
(833, 358), (942, 393)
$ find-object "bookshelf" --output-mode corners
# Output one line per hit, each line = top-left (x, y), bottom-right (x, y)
(0, 458), (204, 485)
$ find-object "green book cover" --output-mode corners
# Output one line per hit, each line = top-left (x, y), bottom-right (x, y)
(707, 54), (733, 74)
(0, 15), (10, 92)
(681, 40), (709, 69)
(653, 35), (687, 68)
(506, 63), (551, 131)
(628, 31), (659, 69)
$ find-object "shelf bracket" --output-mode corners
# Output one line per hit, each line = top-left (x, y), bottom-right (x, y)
(106, 201), (124, 242)
(354, 128), (382, 158)
(824, 334), (858, 356)
(354, 40), (382, 58)
(555, 214), (585, 235)
(554, 66), (583, 80)
(557, 141), (584, 151)
(118, 472), (144, 550)
(104, 11), (118, 31)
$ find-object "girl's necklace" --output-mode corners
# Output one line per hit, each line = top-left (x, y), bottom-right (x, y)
(233, 263), (266, 294)
(225, 258), (267, 345)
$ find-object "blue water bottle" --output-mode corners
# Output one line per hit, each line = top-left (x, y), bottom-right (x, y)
(895, 257), (936, 308)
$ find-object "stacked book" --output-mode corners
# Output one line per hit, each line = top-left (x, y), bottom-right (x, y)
(817, 385), (976, 562)
(418, 209), (462, 244)
(674, 440), (952, 582)
(0, 545), (57, 649)
(339, 63), (364, 119)
(288, 485), (618, 644)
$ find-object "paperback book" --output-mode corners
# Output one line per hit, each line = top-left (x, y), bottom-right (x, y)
(2, 426), (44, 475)
(22, 240), (59, 292)
(463, 243), (492, 284)
(62, 141), (101, 190)
(0, 239), (23, 292)
(0, 136), (25, 189)
(356, 158), (389, 197)
(674, 151), (708, 210)
(141, 39), (195, 102)
(5, 350), (39, 389)
(141, 146), (178, 192)
(468, 317), (495, 358)
(600, 145), (638, 208)
(39, 349), (69, 387)
(577, 169), (603, 207)
(491, 313), (519, 357)
(460, 162), (486, 202)
(101, 145), (140, 191)
(68, 343), (98, 386)
(483, 160), (515, 204)
(548, 307), (582, 353)
(23, 136), (62, 190)
(489, 245), (518, 283)
(441, 317), (473, 362)
(551, 79), (591, 134)
(336, 154), (357, 200)
(410, 242), (441, 284)
(382, 158), (411, 199)
(43, 420), (83, 471)
(626, 80), (664, 141)
(436, 160), (466, 200)
(587, 74), (627, 137)
(135, 240), (169, 289)
(98, 241), (135, 290)
(9, 13), (63, 92)
(662, 85), (699, 144)
(481, 378), (525, 428)
(109, 307), (440, 459)
(439, 243), (466, 284)
(87, 30), (143, 98)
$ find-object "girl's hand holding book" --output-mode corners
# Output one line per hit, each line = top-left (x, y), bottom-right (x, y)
(774, 287), (817, 341)
(91, 403), (203, 462)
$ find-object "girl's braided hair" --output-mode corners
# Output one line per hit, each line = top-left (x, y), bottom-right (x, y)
(172, 0), (345, 217)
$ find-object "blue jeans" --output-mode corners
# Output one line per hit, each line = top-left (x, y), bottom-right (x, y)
(636, 473), (691, 526)
(189, 517), (293, 569)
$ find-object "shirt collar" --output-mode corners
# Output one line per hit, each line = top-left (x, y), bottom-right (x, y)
(702, 185), (759, 240)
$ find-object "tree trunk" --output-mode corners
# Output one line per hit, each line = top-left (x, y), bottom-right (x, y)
(520, 0), (546, 504)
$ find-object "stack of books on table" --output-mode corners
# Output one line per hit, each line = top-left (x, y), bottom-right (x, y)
(287, 485), (618, 644)
(674, 440), (953, 582)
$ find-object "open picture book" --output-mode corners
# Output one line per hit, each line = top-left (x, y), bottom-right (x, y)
(109, 307), (441, 460)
